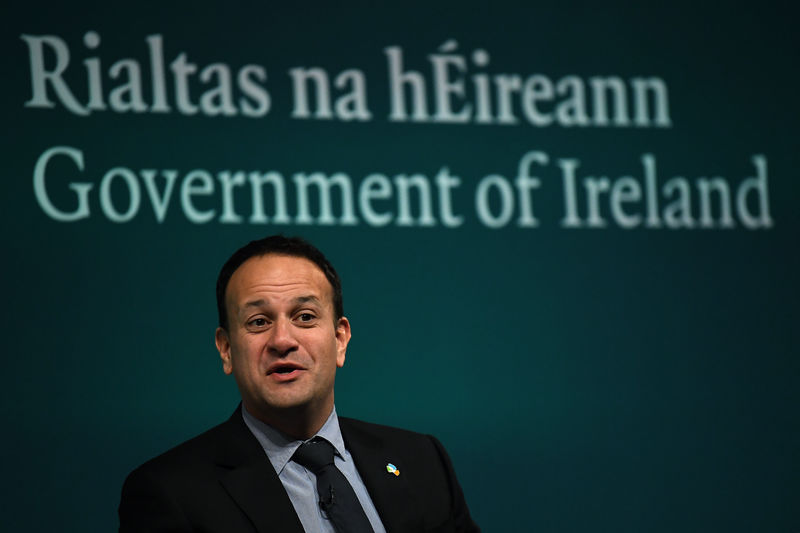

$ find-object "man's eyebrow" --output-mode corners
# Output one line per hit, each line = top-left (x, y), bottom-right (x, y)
(241, 296), (321, 309)
(242, 299), (267, 309)
(294, 295), (322, 306)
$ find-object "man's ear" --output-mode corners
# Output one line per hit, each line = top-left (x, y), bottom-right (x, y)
(335, 317), (351, 368)
(215, 327), (233, 375)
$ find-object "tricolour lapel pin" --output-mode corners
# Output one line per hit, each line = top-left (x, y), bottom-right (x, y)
(385, 463), (400, 476)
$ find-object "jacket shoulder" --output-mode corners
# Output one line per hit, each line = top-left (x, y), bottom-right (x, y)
(118, 413), (269, 532)
(129, 417), (234, 476)
(339, 416), (455, 462)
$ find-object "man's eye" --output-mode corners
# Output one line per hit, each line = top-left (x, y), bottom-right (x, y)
(298, 313), (315, 322)
(249, 318), (268, 327)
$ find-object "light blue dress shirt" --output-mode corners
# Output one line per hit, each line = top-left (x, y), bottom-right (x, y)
(242, 406), (387, 533)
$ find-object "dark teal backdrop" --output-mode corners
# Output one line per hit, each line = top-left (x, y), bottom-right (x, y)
(2, 2), (798, 531)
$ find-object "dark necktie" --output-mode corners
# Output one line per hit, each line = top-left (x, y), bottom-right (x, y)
(292, 437), (375, 533)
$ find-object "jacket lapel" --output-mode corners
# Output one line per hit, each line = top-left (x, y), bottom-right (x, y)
(340, 418), (420, 533)
(215, 408), (305, 533)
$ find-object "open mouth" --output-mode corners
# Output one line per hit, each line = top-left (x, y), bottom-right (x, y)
(268, 364), (303, 376)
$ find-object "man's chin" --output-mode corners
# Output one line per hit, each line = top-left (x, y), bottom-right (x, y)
(255, 390), (313, 413)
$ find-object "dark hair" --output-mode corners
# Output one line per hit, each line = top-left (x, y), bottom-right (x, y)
(215, 235), (344, 329)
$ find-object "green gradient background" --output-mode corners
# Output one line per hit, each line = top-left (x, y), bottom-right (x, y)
(2, 2), (798, 532)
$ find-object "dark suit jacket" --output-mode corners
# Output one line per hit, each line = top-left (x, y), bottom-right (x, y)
(119, 407), (479, 532)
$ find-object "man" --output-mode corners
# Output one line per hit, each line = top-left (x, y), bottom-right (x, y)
(119, 235), (479, 532)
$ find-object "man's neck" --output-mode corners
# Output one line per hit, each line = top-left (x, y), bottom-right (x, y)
(243, 401), (333, 440)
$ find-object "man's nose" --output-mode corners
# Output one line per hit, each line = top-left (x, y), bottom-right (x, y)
(268, 318), (298, 356)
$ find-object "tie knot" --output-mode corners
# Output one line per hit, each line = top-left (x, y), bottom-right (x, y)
(292, 438), (335, 473)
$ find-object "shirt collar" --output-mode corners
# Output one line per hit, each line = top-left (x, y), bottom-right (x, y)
(241, 405), (347, 475)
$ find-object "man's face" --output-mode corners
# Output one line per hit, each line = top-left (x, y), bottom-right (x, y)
(215, 254), (350, 428)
